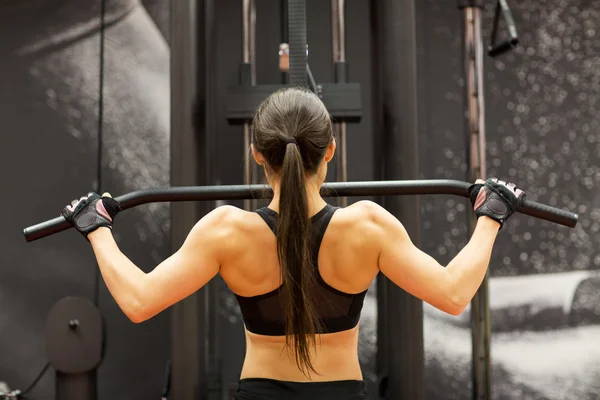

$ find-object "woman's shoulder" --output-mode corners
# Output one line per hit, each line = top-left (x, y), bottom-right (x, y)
(206, 205), (281, 241)
(207, 205), (262, 228)
(331, 200), (391, 239)
(337, 200), (388, 222)
(199, 205), (274, 261)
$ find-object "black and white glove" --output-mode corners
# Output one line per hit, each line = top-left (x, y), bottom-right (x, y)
(467, 178), (525, 229)
(61, 192), (121, 238)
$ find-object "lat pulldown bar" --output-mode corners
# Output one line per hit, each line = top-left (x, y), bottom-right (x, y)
(23, 180), (578, 242)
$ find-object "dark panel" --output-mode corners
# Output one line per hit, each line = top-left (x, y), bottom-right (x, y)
(373, 0), (424, 399)
(214, 0), (249, 394)
(170, 0), (216, 398)
(0, 1), (171, 399)
(226, 83), (362, 122)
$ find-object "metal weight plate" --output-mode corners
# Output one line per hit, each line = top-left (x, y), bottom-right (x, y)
(46, 296), (104, 373)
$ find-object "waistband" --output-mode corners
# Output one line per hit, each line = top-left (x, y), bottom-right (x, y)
(235, 378), (367, 400)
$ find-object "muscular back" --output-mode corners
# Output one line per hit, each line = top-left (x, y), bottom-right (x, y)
(218, 201), (381, 381)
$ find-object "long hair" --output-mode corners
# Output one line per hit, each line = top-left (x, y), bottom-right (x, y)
(252, 87), (333, 375)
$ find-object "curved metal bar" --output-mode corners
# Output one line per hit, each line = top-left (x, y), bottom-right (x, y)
(23, 180), (579, 242)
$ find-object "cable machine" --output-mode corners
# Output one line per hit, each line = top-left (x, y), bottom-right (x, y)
(228, 0), (362, 211)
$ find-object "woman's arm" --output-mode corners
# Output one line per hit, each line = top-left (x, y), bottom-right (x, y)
(370, 178), (522, 315)
(88, 205), (236, 322)
(372, 203), (499, 315)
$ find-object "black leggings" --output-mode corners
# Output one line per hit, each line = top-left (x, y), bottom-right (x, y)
(233, 378), (367, 400)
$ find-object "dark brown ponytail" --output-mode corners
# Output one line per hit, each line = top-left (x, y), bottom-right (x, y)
(252, 87), (333, 375)
(277, 141), (320, 375)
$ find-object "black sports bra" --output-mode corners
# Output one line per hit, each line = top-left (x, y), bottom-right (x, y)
(234, 204), (368, 336)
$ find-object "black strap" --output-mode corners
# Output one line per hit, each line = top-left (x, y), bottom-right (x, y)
(309, 205), (337, 266)
(255, 205), (335, 235)
(256, 208), (277, 233)
(288, 0), (307, 87)
(255, 204), (338, 275)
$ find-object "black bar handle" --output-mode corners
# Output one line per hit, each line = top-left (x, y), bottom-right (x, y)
(23, 180), (579, 242)
(488, 38), (519, 58)
(488, 37), (519, 57)
(488, 0), (519, 58)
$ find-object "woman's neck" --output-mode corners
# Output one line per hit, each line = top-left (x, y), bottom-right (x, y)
(267, 179), (327, 217)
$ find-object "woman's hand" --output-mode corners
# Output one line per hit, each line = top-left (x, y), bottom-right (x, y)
(468, 178), (525, 229)
(61, 192), (121, 239)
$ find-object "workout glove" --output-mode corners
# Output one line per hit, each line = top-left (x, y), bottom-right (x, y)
(61, 192), (121, 238)
(467, 178), (525, 228)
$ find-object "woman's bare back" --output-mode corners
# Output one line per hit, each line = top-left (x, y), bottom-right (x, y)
(219, 201), (381, 381)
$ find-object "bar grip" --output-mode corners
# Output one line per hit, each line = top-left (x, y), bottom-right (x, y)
(488, 38), (519, 58)
(518, 199), (578, 228)
(23, 180), (579, 242)
(24, 217), (72, 242)
(487, 0), (519, 58)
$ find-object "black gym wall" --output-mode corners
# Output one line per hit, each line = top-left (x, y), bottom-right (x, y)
(419, 1), (600, 399)
(0, 1), (171, 399)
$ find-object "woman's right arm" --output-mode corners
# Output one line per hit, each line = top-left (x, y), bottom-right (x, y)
(373, 205), (499, 315)
(370, 178), (523, 315)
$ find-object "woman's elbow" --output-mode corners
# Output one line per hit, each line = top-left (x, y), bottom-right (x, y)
(443, 294), (469, 316)
(123, 301), (151, 323)
(443, 276), (469, 316)
(127, 311), (148, 324)
(444, 303), (467, 316)
(429, 297), (466, 316)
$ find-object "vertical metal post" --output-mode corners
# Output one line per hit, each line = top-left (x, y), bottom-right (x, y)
(281, 0), (290, 84)
(374, 0), (424, 398)
(56, 372), (96, 400)
(241, 0), (256, 74)
(170, 0), (216, 398)
(331, 0), (345, 63)
(370, 1), (388, 393)
(47, 298), (102, 400)
(331, 0), (348, 207)
(204, 2), (221, 398)
(460, 2), (490, 399)
(242, 0), (257, 211)
(249, 0), (256, 73)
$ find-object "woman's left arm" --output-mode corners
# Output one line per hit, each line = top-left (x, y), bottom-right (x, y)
(88, 206), (235, 323)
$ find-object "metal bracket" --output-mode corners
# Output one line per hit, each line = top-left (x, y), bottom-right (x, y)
(226, 81), (362, 124)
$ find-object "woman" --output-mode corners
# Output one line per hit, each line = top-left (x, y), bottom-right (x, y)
(62, 88), (524, 399)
